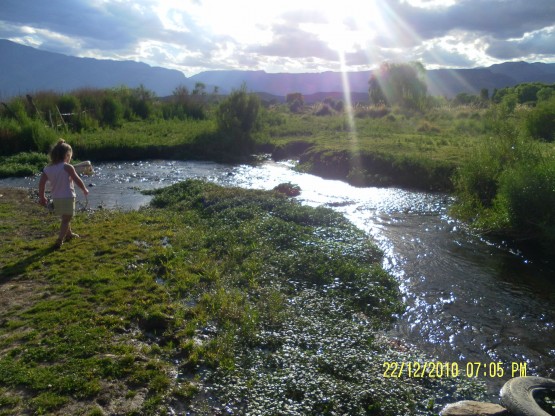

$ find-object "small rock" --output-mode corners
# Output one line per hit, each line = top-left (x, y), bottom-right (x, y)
(440, 400), (508, 416)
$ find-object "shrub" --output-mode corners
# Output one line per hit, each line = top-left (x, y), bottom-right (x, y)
(0, 118), (23, 154)
(452, 129), (554, 252)
(101, 96), (124, 128)
(524, 97), (555, 141)
(2, 98), (31, 122)
(313, 103), (335, 116)
(74, 88), (106, 120)
(215, 85), (261, 154)
(355, 105), (390, 119)
(453, 135), (521, 210)
(497, 158), (555, 246)
(161, 100), (206, 121)
(72, 113), (99, 132)
(58, 94), (81, 115)
(286, 93), (304, 113)
(22, 119), (58, 153)
(0, 117), (56, 155)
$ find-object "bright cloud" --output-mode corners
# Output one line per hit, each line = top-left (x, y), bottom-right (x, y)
(0, 0), (554, 75)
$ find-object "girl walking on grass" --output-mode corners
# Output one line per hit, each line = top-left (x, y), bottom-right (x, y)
(38, 139), (89, 249)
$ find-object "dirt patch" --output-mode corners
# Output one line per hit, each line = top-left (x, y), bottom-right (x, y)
(0, 186), (37, 208)
(0, 278), (48, 313)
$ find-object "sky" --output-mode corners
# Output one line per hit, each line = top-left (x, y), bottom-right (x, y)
(1, 0), (555, 77)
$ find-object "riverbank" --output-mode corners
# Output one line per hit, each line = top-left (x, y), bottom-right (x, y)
(1, 112), (484, 191)
(0, 183), (486, 415)
(266, 140), (455, 191)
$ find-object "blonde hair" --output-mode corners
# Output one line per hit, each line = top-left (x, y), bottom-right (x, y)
(49, 139), (72, 164)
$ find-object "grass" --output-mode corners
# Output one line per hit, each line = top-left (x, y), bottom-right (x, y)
(0, 153), (48, 178)
(1, 107), (488, 189)
(263, 110), (487, 190)
(0, 183), (485, 415)
(67, 118), (219, 161)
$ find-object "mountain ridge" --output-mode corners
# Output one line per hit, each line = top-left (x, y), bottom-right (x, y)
(2, 39), (555, 101)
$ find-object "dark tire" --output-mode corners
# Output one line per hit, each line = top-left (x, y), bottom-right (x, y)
(500, 376), (555, 416)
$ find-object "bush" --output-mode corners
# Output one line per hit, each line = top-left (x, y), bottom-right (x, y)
(497, 158), (555, 247)
(101, 97), (124, 128)
(0, 118), (23, 154)
(286, 93), (304, 113)
(355, 105), (390, 119)
(452, 128), (555, 252)
(313, 103), (334, 116)
(0, 117), (56, 155)
(74, 88), (106, 120)
(453, 135), (521, 211)
(215, 85), (261, 154)
(22, 119), (58, 153)
(524, 97), (555, 141)
(161, 100), (206, 121)
(58, 94), (81, 115)
(69, 113), (99, 132)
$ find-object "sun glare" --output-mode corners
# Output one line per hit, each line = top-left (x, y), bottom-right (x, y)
(162, 0), (390, 55)
(317, 0), (386, 53)
(404, 0), (458, 8)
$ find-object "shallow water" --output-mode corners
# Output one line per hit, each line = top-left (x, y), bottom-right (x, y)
(2, 159), (554, 397)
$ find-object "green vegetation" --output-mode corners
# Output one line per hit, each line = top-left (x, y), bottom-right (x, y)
(1, 78), (555, 250)
(0, 184), (485, 415)
(451, 97), (555, 253)
(1, 70), (554, 413)
(0, 152), (48, 178)
(369, 62), (428, 110)
(214, 84), (261, 154)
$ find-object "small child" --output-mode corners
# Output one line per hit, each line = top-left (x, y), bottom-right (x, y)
(39, 139), (90, 249)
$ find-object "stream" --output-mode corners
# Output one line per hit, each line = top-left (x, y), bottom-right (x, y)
(2, 158), (554, 398)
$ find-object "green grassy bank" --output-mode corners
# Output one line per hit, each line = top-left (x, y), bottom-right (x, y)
(263, 109), (486, 191)
(0, 183), (484, 415)
(3, 97), (555, 252)
(1, 108), (487, 191)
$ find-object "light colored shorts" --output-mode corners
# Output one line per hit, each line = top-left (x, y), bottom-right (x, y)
(53, 198), (75, 217)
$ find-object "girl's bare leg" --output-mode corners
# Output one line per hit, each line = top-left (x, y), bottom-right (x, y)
(65, 223), (75, 239)
(56, 215), (73, 246)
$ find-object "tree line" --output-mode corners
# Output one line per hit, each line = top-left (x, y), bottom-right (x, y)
(0, 83), (260, 156)
(2, 63), (555, 158)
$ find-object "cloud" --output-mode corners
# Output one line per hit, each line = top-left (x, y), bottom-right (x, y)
(418, 45), (479, 68)
(250, 22), (338, 61)
(486, 26), (555, 60)
(0, 0), (554, 75)
(1, 0), (144, 48)
(386, 0), (555, 40)
(0, 0), (223, 69)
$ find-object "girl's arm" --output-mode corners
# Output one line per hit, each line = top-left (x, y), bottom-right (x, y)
(64, 164), (89, 196)
(38, 172), (48, 206)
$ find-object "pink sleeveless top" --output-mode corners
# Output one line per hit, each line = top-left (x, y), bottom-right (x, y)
(43, 163), (75, 198)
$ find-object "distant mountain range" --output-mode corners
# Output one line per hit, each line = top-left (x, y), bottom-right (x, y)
(2, 39), (555, 103)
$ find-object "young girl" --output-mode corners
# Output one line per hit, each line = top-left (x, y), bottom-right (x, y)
(38, 139), (90, 248)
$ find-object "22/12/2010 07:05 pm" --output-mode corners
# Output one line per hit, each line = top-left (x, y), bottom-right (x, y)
(382, 361), (528, 379)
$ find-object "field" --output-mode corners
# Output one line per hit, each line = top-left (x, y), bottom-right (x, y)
(0, 184), (486, 415)
(2, 95), (555, 250)
(1, 87), (554, 413)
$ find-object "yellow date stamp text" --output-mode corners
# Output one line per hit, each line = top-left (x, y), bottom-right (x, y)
(382, 361), (528, 379)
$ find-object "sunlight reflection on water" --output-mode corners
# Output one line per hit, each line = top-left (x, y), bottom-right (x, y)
(2, 158), (554, 396)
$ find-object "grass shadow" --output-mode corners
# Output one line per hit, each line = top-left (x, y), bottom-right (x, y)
(0, 245), (57, 283)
